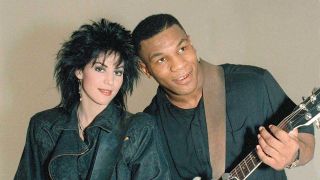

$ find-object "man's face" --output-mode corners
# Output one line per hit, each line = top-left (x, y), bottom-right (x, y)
(139, 25), (201, 97)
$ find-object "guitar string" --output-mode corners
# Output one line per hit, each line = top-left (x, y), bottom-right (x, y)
(231, 95), (315, 179)
(229, 100), (309, 179)
(229, 108), (301, 179)
(229, 90), (319, 179)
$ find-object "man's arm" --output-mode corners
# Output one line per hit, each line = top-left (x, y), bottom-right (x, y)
(256, 125), (315, 170)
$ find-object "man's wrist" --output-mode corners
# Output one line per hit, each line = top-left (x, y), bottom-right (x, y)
(286, 148), (300, 169)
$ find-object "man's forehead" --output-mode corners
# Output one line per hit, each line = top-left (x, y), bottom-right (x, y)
(139, 25), (187, 54)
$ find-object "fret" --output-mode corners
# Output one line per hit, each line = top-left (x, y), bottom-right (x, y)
(243, 157), (250, 173)
(239, 162), (245, 179)
(240, 159), (249, 177)
(248, 154), (256, 169)
(232, 168), (240, 180)
(248, 151), (260, 168)
(229, 150), (262, 180)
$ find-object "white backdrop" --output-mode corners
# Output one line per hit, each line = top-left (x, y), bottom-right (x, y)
(1, 1), (319, 179)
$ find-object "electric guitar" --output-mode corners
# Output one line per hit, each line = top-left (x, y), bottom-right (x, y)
(220, 88), (320, 180)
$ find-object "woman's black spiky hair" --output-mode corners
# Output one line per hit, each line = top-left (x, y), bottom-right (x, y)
(54, 18), (139, 112)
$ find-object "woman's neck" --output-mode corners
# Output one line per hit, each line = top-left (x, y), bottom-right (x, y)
(77, 100), (107, 129)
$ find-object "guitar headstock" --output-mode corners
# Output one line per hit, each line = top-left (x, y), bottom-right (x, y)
(286, 88), (320, 131)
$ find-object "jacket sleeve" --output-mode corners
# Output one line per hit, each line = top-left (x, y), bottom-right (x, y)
(114, 113), (170, 180)
(14, 116), (51, 180)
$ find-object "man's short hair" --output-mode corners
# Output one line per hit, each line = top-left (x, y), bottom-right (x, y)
(132, 14), (185, 55)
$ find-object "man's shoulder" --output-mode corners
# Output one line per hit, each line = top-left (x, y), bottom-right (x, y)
(219, 64), (273, 97)
(221, 63), (267, 77)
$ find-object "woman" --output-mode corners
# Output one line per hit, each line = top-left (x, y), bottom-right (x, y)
(15, 19), (169, 180)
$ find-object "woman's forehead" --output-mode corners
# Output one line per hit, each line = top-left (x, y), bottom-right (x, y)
(94, 52), (123, 66)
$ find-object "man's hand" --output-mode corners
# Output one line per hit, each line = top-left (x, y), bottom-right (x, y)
(256, 125), (299, 170)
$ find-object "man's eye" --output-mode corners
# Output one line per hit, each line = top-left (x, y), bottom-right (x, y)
(114, 70), (124, 76)
(178, 47), (186, 54)
(157, 58), (166, 63)
(95, 66), (105, 72)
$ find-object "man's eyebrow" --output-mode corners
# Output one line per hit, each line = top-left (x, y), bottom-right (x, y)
(177, 37), (188, 47)
(149, 37), (188, 60)
(149, 52), (163, 60)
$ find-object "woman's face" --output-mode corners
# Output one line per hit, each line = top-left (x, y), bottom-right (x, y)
(76, 52), (124, 109)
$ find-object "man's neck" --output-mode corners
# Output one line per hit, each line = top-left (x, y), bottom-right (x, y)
(166, 89), (203, 109)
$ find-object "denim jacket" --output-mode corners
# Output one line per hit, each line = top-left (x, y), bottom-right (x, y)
(15, 103), (170, 180)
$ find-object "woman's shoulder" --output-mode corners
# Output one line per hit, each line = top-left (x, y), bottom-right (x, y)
(121, 112), (159, 162)
(30, 107), (69, 129)
(126, 112), (156, 131)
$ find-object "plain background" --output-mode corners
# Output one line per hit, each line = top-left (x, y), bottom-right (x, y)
(1, 0), (319, 179)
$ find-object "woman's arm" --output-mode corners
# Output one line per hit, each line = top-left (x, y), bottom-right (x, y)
(115, 113), (170, 180)
(15, 116), (52, 180)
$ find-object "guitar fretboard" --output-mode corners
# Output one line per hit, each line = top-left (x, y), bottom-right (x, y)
(228, 150), (262, 180)
(226, 101), (309, 180)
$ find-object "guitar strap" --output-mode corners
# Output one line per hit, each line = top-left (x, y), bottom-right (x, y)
(200, 59), (226, 180)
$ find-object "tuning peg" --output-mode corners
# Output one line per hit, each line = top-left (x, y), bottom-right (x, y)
(302, 96), (306, 101)
(299, 104), (308, 111)
(312, 87), (319, 94)
(310, 94), (317, 104)
(305, 113), (312, 121)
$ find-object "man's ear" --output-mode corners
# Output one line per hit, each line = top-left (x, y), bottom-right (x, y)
(75, 69), (83, 80)
(138, 60), (151, 78)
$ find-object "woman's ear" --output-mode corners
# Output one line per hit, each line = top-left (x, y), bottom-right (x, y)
(138, 60), (151, 78)
(75, 69), (83, 80)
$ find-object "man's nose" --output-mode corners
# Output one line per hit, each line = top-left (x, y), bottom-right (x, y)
(170, 56), (186, 72)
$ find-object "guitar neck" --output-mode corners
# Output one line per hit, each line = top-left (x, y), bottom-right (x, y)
(226, 114), (295, 180)
(224, 88), (320, 180)
(226, 102), (312, 180)
(228, 149), (262, 180)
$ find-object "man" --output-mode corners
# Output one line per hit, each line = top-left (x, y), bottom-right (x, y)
(132, 14), (315, 180)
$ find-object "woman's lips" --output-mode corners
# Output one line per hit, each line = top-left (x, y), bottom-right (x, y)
(99, 89), (112, 96)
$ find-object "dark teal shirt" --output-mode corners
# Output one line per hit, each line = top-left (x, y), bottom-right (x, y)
(144, 64), (314, 180)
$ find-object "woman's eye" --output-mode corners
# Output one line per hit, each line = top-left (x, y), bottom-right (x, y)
(114, 70), (124, 76)
(95, 66), (105, 72)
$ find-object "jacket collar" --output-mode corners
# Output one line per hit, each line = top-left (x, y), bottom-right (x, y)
(48, 102), (124, 179)
(54, 102), (122, 132)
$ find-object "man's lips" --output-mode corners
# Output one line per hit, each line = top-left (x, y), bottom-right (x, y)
(99, 89), (112, 96)
(173, 71), (192, 85)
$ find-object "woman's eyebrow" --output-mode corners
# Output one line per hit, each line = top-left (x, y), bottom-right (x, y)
(115, 65), (124, 69)
(94, 62), (108, 67)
